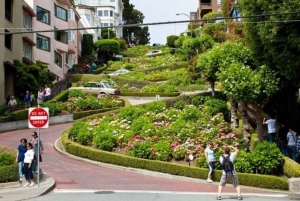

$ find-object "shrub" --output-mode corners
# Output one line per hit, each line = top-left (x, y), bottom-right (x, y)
(43, 101), (67, 116)
(94, 133), (117, 151)
(0, 152), (15, 167)
(131, 142), (153, 159)
(192, 96), (207, 107)
(124, 64), (135, 70)
(234, 150), (254, 173)
(172, 146), (186, 160)
(69, 121), (92, 145)
(181, 105), (201, 122)
(131, 116), (155, 137)
(154, 140), (173, 162)
(250, 141), (283, 174)
(69, 89), (85, 98)
(145, 101), (166, 114)
(203, 98), (229, 120)
(11, 109), (28, 121)
(118, 106), (139, 121)
(173, 101), (187, 110)
(167, 35), (179, 48)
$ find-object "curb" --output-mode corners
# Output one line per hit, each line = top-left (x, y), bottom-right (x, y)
(53, 138), (292, 194)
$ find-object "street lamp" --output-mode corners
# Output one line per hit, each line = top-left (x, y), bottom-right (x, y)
(176, 13), (191, 37)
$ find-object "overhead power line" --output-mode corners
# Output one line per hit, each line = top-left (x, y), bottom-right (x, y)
(0, 10), (300, 35)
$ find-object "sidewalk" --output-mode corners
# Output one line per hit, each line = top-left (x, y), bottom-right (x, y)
(0, 173), (55, 201)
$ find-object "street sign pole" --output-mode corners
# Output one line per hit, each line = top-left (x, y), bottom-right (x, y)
(28, 106), (49, 188)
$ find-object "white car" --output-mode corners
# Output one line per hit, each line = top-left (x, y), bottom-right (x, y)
(108, 69), (130, 76)
(145, 50), (164, 57)
(68, 82), (119, 95)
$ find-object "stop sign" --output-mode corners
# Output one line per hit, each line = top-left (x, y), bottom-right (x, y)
(28, 108), (49, 128)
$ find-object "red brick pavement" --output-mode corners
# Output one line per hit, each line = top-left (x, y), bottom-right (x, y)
(0, 124), (287, 194)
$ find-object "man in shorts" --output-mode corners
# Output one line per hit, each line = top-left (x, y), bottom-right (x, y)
(217, 145), (242, 200)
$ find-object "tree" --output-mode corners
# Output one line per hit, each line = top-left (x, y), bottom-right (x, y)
(101, 28), (116, 39)
(217, 64), (279, 142)
(14, 60), (55, 99)
(167, 35), (179, 48)
(122, 0), (150, 45)
(241, 0), (300, 127)
(94, 39), (120, 64)
(81, 34), (96, 64)
(195, 42), (252, 96)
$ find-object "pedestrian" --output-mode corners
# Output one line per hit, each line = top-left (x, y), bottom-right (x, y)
(16, 138), (27, 183)
(204, 142), (215, 183)
(296, 134), (300, 162)
(287, 127), (297, 161)
(278, 124), (289, 156)
(7, 95), (17, 114)
(24, 91), (31, 109)
(263, 116), (276, 142)
(45, 85), (51, 101)
(23, 142), (35, 187)
(217, 145), (242, 200)
(30, 91), (35, 107)
(30, 131), (44, 173)
(37, 88), (44, 106)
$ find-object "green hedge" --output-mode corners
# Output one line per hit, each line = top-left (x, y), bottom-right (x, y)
(0, 164), (18, 183)
(11, 109), (28, 121)
(48, 90), (69, 103)
(283, 156), (300, 178)
(61, 130), (288, 190)
(0, 116), (16, 123)
(73, 107), (121, 120)
(120, 92), (180, 97)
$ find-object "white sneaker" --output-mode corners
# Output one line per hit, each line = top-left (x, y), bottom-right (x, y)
(207, 179), (214, 183)
(29, 182), (35, 187)
(24, 182), (30, 187)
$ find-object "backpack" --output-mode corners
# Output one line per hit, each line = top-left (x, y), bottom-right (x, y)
(222, 154), (234, 173)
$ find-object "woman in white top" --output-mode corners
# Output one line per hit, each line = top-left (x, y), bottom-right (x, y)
(204, 142), (215, 183)
(23, 143), (35, 187)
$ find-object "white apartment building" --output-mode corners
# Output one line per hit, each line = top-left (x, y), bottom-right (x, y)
(75, 0), (123, 38)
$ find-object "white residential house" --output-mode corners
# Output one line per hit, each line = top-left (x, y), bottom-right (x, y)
(74, 0), (123, 38)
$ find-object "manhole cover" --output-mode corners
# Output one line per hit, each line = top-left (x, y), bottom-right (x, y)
(94, 191), (115, 194)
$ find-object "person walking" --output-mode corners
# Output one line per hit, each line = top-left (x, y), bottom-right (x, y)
(204, 142), (215, 183)
(217, 145), (242, 200)
(23, 143), (35, 187)
(45, 85), (51, 101)
(37, 89), (44, 106)
(278, 124), (289, 156)
(16, 138), (27, 183)
(263, 116), (276, 142)
(287, 127), (297, 161)
(24, 91), (31, 109)
(30, 131), (44, 173)
(30, 91), (35, 107)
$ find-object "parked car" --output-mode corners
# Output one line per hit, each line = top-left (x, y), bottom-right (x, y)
(108, 69), (130, 76)
(68, 82), (119, 95)
(145, 50), (164, 57)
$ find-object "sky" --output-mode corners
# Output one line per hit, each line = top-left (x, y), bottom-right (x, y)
(129, 0), (198, 45)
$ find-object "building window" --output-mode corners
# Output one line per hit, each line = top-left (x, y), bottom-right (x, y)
(110, 0), (115, 2)
(23, 12), (32, 30)
(110, 11), (113, 17)
(23, 42), (32, 60)
(54, 51), (62, 67)
(104, 10), (108, 16)
(5, 30), (12, 50)
(217, 0), (222, 4)
(55, 5), (67, 21)
(55, 30), (68, 44)
(68, 9), (75, 21)
(98, 10), (103, 17)
(85, 14), (91, 21)
(37, 34), (50, 51)
(37, 6), (50, 24)
(5, 0), (13, 22)
(102, 23), (108, 27)
(110, 23), (113, 27)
